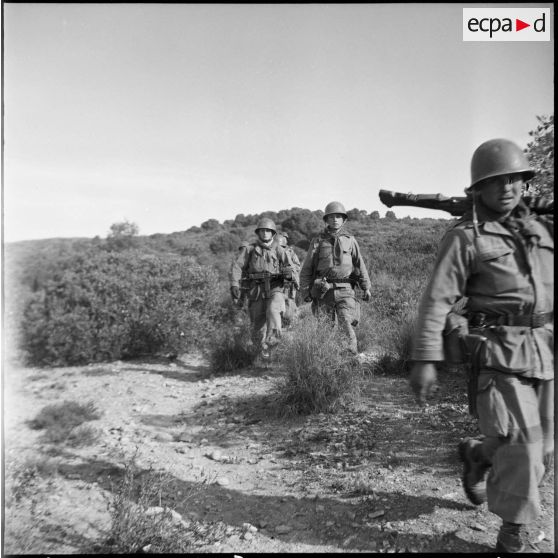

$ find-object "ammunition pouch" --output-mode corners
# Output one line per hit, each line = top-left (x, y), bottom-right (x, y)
(310, 276), (355, 300)
(311, 278), (331, 300)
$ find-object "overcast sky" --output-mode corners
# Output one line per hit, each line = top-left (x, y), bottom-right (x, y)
(2, 3), (554, 242)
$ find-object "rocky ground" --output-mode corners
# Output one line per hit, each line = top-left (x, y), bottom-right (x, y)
(2, 352), (555, 554)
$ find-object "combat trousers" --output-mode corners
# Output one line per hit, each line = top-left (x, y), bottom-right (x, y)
(283, 296), (298, 327)
(475, 370), (554, 524)
(312, 287), (358, 354)
(248, 291), (284, 349)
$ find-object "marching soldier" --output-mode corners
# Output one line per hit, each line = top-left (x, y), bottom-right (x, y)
(299, 201), (372, 355)
(409, 138), (554, 552)
(277, 233), (301, 327)
(229, 218), (293, 359)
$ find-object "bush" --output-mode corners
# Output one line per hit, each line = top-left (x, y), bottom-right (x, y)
(19, 249), (224, 366)
(206, 315), (258, 373)
(28, 400), (101, 444)
(274, 314), (362, 415)
(209, 232), (241, 254)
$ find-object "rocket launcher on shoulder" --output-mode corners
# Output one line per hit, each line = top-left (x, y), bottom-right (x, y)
(378, 189), (553, 217)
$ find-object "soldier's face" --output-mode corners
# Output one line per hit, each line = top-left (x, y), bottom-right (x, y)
(478, 174), (523, 215)
(325, 213), (345, 230)
(257, 228), (273, 242)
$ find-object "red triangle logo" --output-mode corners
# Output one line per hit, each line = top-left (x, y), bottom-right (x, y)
(516, 19), (530, 31)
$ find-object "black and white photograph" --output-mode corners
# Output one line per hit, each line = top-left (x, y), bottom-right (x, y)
(2, 2), (554, 554)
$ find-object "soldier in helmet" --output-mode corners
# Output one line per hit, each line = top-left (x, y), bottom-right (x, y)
(409, 139), (554, 553)
(229, 218), (294, 359)
(276, 232), (301, 327)
(299, 201), (372, 355)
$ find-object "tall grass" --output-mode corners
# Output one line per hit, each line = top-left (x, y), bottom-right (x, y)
(274, 313), (362, 414)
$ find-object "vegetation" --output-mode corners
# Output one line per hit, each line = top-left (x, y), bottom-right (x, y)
(274, 313), (364, 415)
(28, 400), (102, 445)
(17, 250), (224, 366)
(525, 114), (554, 199)
(5, 115), (552, 375)
(2, 116), (553, 555)
(107, 465), (194, 553)
(207, 317), (259, 373)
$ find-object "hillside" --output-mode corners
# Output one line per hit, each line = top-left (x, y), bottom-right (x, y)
(4, 208), (453, 366)
(5, 207), (452, 286)
(3, 207), (555, 554)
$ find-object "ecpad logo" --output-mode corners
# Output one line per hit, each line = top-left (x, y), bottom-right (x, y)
(463, 8), (550, 41)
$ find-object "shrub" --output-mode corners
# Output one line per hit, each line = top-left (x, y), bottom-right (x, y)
(200, 219), (221, 231)
(19, 249), (224, 366)
(28, 400), (101, 444)
(274, 314), (362, 415)
(209, 232), (241, 254)
(207, 317), (258, 373)
(66, 423), (101, 447)
(369, 311), (417, 376)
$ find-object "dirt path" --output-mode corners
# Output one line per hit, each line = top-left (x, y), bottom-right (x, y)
(2, 354), (555, 554)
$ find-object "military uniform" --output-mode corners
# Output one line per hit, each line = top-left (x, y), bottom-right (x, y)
(300, 223), (371, 354)
(277, 235), (301, 326)
(412, 200), (553, 522)
(410, 138), (554, 551)
(230, 237), (292, 353)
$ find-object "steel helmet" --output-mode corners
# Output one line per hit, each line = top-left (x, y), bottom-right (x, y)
(238, 240), (250, 250)
(278, 234), (288, 247)
(470, 138), (535, 188)
(323, 201), (348, 221)
(255, 217), (277, 234)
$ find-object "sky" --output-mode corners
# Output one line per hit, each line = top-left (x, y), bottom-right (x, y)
(2, 2), (554, 242)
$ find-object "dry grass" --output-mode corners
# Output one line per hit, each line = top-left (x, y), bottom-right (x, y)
(275, 313), (363, 415)
(104, 461), (221, 553)
(28, 400), (102, 444)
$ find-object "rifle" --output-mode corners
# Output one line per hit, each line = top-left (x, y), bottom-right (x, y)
(245, 271), (290, 299)
(379, 189), (553, 217)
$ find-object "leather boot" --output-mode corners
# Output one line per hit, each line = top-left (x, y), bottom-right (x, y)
(458, 437), (490, 505)
(496, 522), (539, 553)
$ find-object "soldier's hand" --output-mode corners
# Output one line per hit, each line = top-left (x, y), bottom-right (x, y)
(230, 286), (241, 300)
(409, 362), (438, 406)
(362, 289), (371, 302)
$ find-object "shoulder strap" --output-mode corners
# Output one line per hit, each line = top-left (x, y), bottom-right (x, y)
(244, 243), (257, 267)
(310, 234), (326, 276)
